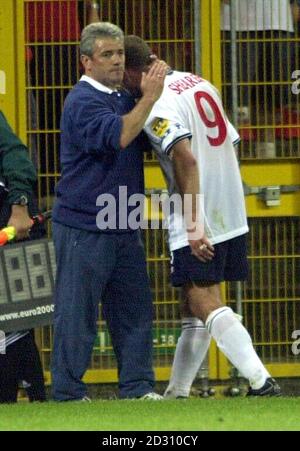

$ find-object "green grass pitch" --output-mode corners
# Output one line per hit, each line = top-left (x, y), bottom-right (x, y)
(0, 397), (300, 431)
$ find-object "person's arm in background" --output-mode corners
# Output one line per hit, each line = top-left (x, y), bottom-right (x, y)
(290, 0), (300, 24)
(85, 1), (100, 24)
(0, 111), (36, 240)
(170, 138), (214, 262)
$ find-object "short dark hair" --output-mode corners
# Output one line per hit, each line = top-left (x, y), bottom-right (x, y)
(124, 35), (153, 69)
(80, 22), (124, 57)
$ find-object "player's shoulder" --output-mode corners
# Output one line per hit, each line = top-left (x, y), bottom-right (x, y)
(165, 70), (203, 86)
(165, 70), (219, 96)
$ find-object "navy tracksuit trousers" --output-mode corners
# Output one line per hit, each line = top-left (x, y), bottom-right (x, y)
(51, 223), (155, 400)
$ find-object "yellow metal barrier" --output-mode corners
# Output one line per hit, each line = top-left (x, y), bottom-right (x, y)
(0, 0), (21, 129)
(220, 0), (300, 380)
(227, 216), (300, 377)
(1, 0), (300, 386)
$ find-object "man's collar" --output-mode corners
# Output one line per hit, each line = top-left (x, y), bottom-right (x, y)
(80, 75), (118, 94)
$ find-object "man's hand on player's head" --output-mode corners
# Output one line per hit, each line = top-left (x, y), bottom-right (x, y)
(140, 60), (166, 102)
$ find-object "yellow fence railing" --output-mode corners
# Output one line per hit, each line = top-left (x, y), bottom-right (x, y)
(0, 0), (299, 385)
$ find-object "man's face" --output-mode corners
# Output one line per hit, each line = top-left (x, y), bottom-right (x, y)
(123, 66), (149, 98)
(81, 38), (125, 89)
(123, 68), (143, 97)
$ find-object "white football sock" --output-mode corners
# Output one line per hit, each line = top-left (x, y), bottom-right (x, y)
(164, 317), (211, 398)
(206, 307), (270, 389)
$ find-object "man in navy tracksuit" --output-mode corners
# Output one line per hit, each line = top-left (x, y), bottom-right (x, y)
(51, 22), (166, 400)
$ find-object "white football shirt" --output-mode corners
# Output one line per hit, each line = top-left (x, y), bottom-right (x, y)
(144, 70), (249, 251)
(221, 0), (294, 32)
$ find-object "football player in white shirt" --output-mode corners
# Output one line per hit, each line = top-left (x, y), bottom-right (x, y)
(124, 35), (281, 398)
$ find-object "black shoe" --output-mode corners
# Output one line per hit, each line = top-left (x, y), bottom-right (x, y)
(247, 378), (281, 397)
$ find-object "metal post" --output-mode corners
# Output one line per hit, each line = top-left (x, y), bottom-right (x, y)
(193, 0), (215, 397)
(225, 1), (245, 396)
(230, 0), (238, 127)
(230, 1), (243, 326)
(194, 0), (201, 74)
(230, 0), (243, 321)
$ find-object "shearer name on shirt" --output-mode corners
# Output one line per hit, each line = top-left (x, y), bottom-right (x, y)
(168, 74), (203, 95)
